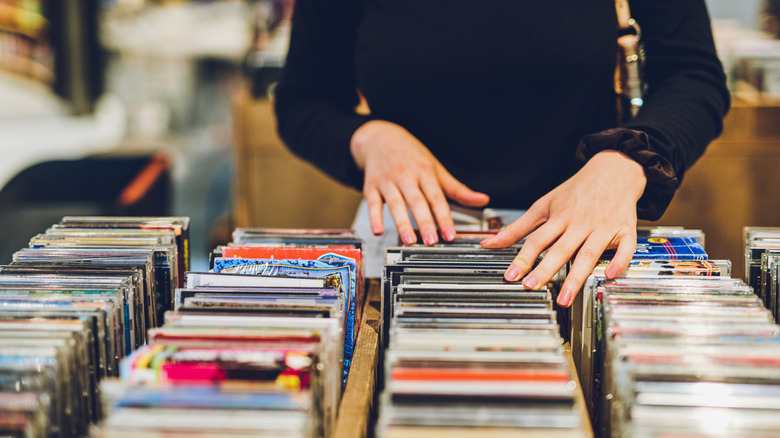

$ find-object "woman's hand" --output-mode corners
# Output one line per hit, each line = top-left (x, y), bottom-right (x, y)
(480, 150), (647, 307)
(351, 120), (490, 245)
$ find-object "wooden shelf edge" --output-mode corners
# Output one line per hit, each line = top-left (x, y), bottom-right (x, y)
(333, 279), (382, 438)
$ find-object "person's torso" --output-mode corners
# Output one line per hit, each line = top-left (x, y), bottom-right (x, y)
(354, 0), (618, 208)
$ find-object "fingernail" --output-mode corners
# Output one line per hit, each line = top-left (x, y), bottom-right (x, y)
(505, 266), (521, 282)
(401, 232), (415, 245)
(442, 229), (456, 242)
(522, 274), (539, 289)
(372, 225), (383, 235)
(423, 232), (437, 246)
(605, 265), (620, 279)
(557, 288), (573, 307)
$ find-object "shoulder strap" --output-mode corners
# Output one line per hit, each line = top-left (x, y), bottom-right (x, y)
(615, 0), (632, 29)
(614, 0), (645, 121)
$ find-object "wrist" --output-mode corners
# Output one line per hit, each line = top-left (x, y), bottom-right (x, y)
(350, 120), (386, 170)
(590, 150), (647, 201)
(575, 128), (679, 220)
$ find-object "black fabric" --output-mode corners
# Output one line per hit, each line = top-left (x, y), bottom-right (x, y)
(274, 0), (729, 219)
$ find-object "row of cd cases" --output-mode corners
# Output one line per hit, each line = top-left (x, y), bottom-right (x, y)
(745, 226), (780, 322)
(577, 227), (780, 437)
(97, 228), (365, 438)
(6, 218), (780, 437)
(0, 220), (367, 438)
(378, 226), (780, 438)
(0, 216), (190, 438)
(377, 234), (588, 438)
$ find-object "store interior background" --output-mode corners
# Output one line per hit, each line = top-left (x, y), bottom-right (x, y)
(0, 0), (778, 274)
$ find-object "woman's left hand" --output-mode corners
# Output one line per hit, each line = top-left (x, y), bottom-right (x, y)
(480, 150), (647, 307)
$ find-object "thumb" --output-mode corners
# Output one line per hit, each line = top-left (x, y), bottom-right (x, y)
(437, 166), (490, 207)
(480, 201), (548, 248)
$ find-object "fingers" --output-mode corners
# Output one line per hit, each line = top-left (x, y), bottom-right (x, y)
(557, 228), (636, 308)
(369, 165), (486, 246)
(516, 225), (589, 290)
(369, 175), (454, 245)
(556, 233), (611, 307)
(481, 202), (548, 249)
(419, 174), (457, 242)
(379, 182), (418, 245)
(503, 219), (565, 283)
(604, 228), (637, 279)
(397, 177), (439, 246)
(358, 126), (490, 244)
(364, 187), (384, 236)
(499, 222), (637, 309)
(438, 167), (490, 207)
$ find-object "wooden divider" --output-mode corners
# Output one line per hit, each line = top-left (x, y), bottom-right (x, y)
(334, 279), (381, 438)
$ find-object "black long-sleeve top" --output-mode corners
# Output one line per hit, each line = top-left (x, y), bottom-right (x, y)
(273, 0), (729, 220)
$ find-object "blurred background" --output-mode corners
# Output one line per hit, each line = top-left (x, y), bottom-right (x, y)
(0, 0), (293, 269)
(0, 0), (779, 273)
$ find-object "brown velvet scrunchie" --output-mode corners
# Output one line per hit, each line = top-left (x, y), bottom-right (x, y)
(575, 128), (678, 221)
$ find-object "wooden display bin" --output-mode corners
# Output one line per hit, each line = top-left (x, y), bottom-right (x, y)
(334, 279), (382, 438)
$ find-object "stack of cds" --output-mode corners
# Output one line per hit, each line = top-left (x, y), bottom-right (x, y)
(575, 258), (733, 416)
(100, 304), (342, 437)
(377, 242), (589, 438)
(598, 276), (780, 437)
(575, 227), (780, 437)
(97, 228), (363, 438)
(0, 216), (189, 438)
(211, 228), (363, 382)
(744, 227), (780, 321)
(23, 216), (190, 327)
(574, 230), (715, 416)
(637, 226), (706, 248)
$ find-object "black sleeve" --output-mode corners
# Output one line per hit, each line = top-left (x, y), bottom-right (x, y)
(578, 0), (730, 220)
(273, 0), (371, 189)
(624, 0), (730, 176)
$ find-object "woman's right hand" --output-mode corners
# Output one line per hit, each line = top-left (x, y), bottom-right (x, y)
(350, 120), (490, 245)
